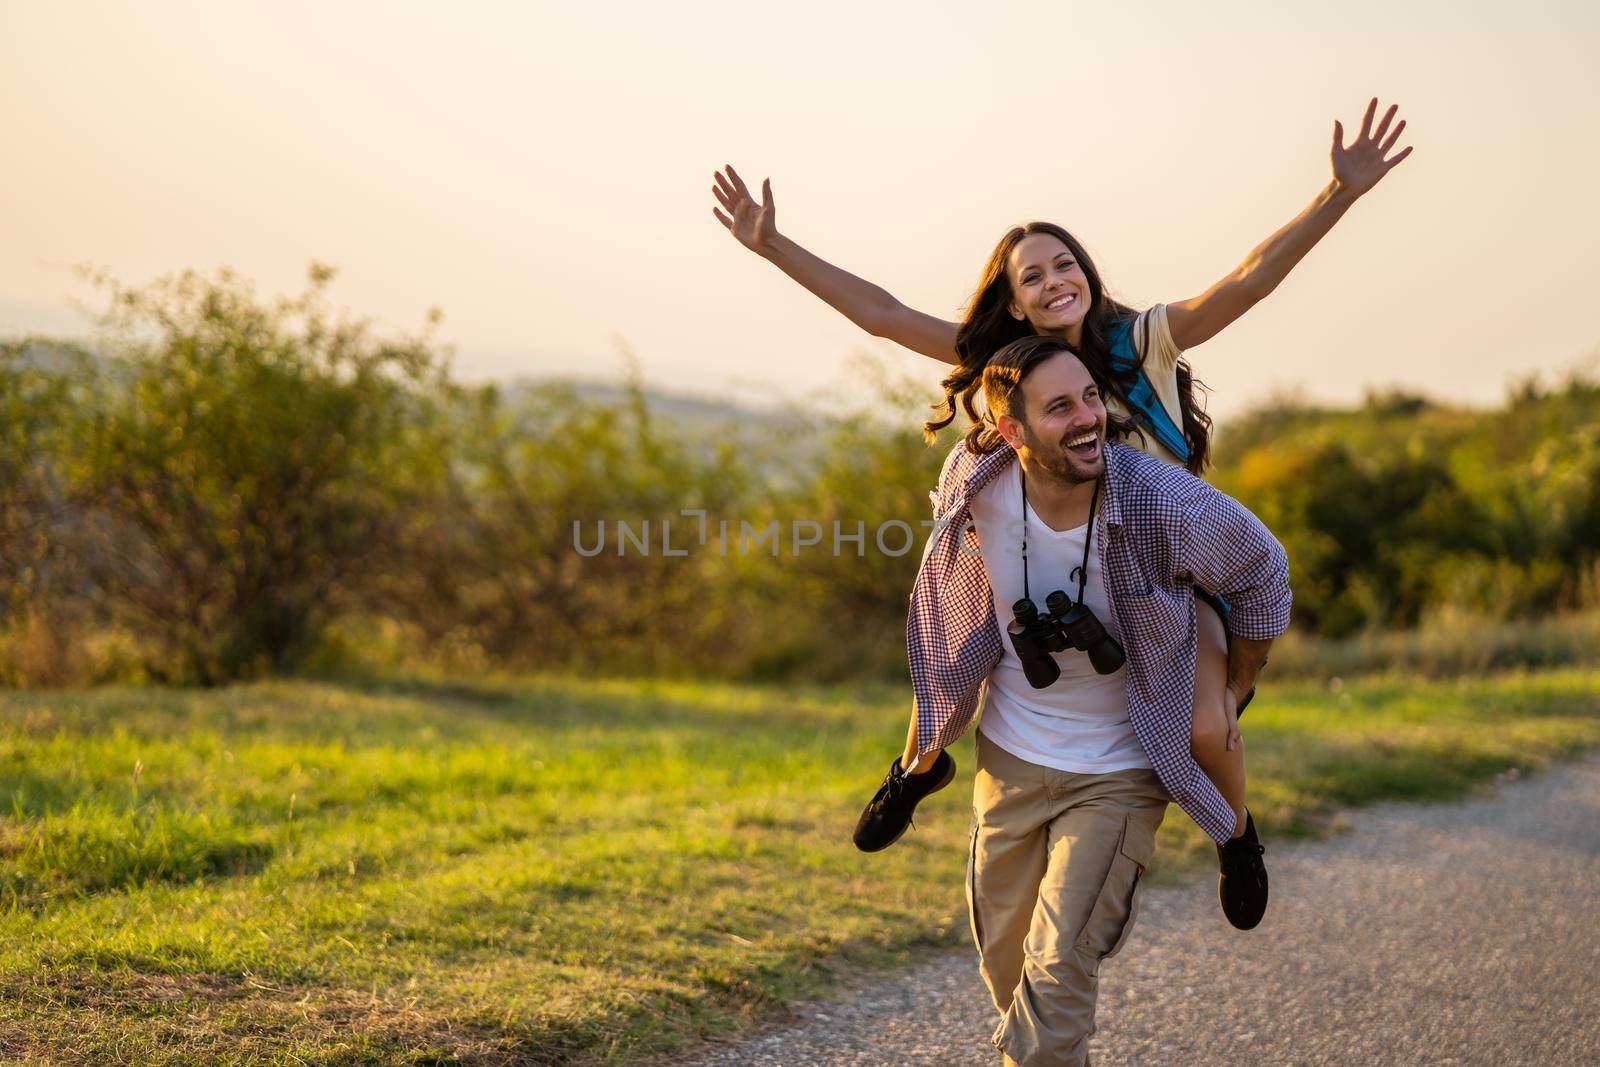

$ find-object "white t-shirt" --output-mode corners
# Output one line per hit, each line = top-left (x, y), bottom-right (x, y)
(967, 462), (1150, 774)
(1107, 304), (1186, 468)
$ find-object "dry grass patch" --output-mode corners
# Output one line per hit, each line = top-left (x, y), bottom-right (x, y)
(0, 970), (524, 1065)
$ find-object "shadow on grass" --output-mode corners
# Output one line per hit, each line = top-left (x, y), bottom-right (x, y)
(322, 673), (521, 710)
(3, 822), (276, 903)
(317, 672), (887, 742)
(0, 675), (879, 753)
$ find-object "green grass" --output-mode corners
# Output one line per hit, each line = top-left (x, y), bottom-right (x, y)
(1265, 609), (1600, 680)
(2, 670), (1598, 1064)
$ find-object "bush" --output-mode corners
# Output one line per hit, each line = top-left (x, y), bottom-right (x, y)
(50, 265), (452, 684)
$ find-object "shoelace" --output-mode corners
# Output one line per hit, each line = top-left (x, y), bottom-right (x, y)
(877, 766), (915, 827)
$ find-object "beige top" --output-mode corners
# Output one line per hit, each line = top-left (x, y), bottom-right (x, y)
(1103, 303), (1186, 467)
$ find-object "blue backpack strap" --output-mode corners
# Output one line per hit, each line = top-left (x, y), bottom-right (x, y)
(1105, 315), (1190, 464)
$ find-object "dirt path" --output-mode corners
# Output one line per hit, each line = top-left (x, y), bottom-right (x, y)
(680, 753), (1600, 1066)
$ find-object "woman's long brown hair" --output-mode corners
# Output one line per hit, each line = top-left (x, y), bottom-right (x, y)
(923, 221), (1214, 474)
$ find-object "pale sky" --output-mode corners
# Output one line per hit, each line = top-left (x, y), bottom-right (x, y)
(3, 1), (1598, 419)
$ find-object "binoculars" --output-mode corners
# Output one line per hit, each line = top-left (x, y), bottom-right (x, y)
(1007, 590), (1126, 688)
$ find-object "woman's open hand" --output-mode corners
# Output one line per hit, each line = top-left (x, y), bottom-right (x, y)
(711, 165), (777, 255)
(1331, 98), (1413, 200)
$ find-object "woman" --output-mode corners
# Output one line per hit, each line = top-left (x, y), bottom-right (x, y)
(710, 99), (1411, 928)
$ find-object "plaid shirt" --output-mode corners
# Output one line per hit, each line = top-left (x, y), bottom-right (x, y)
(907, 440), (1292, 843)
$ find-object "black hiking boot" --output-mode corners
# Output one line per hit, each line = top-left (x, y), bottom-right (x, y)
(1217, 808), (1268, 930)
(852, 751), (956, 853)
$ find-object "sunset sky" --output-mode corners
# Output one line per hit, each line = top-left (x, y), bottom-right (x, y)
(3, 1), (1597, 419)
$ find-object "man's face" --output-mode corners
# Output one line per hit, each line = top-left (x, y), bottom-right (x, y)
(1006, 351), (1107, 483)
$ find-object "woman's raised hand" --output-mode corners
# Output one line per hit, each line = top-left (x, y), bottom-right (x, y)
(707, 163), (961, 363)
(711, 165), (777, 254)
(1331, 98), (1413, 200)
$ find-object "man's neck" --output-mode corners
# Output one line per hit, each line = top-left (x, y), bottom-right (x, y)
(1019, 454), (1098, 532)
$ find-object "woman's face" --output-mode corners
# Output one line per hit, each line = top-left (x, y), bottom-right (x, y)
(1005, 233), (1091, 340)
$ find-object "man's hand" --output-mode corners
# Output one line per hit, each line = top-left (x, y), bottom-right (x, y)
(1225, 635), (1274, 726)
(1331, 97), (1413, 201)
(711, 164), (778, 255)
(1223, 687), (1243, 751)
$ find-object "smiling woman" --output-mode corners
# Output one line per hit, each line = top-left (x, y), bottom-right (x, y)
(932, 223), (1196, 470)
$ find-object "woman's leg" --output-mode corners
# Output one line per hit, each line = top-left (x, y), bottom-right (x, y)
(1191, 598), (1247, 839)
(901, 705), (943, 774)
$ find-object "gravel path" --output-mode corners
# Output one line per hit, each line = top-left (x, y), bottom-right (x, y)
(680, 753), (1600, 1066)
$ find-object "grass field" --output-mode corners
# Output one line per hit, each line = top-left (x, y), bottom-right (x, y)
(2, 670), (1599, 1064)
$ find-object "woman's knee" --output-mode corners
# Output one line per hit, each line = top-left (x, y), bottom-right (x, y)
(1190, 694), (1228, 753)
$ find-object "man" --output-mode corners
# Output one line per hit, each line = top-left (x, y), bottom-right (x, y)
(853, 335), (1291, 1066)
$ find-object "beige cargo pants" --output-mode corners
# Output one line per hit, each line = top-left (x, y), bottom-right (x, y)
(967, 730), (1169, 1067)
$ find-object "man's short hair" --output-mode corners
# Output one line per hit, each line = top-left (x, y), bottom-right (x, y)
(983, 335), (1082, 426)
(976, 334), (1142, 451)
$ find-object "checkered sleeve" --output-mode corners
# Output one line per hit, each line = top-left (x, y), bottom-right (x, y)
(905, 442), (1008, 759)
(1178, 485), (1292, 642)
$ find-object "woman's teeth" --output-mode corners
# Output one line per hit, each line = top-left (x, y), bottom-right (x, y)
(1046, 294), (1077, 311)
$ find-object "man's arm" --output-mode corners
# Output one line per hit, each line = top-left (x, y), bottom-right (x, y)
(1179, 486), (1289, 748)
(1176, 483), (1293, 654)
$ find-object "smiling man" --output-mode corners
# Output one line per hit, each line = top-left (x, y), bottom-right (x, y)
(854, 335), (1291, 1066)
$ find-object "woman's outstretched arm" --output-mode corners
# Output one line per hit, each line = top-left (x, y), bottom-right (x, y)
(1165, 97), (1415, 351)
(711, 165), (962, 364)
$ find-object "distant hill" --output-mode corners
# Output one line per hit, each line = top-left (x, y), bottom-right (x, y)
(5, 337), (95, 375)
(498, 376), (831, 476)
(501, 376), (783, 432)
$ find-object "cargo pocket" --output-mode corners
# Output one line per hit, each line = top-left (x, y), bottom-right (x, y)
(1073, 815), (1158, 972)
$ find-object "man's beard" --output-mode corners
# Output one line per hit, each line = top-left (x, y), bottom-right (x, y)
(1020, 422), (1105, 485)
